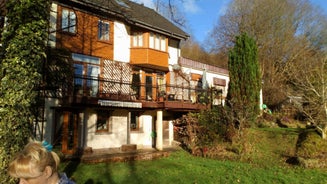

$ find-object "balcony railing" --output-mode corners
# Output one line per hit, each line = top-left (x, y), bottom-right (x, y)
(45, 75), (223, 108)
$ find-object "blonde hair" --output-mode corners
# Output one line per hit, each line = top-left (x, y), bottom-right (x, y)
(8, 140), (60, 179)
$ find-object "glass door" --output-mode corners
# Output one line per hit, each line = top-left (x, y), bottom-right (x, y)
(74, 64), (84, 95)
(145, 75), (153, 100)
(87, 65), (100, 96)
(61, 111), (78, 155)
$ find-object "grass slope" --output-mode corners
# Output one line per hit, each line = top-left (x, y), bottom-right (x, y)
(241, 128), (300, 167)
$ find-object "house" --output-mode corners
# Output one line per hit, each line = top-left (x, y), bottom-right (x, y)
(35, 0), (229, 155)
(175, 57), (229, 105)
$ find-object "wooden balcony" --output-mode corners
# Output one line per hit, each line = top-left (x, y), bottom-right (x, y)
(130, 48), (169, 71)
(51, 76), (223, 112)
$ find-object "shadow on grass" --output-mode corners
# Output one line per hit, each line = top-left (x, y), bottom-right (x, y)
(62, 157), (116, 183)
(122, 159), (143, 183)
(62, 158), (81, 182)
(84, 179), (103, 184)
(61, 151), (164, 183)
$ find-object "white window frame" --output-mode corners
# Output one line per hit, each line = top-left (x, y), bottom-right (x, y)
(98, 20), (110, 41)
(133, 32), (143, 47)
(62, 9), (76, 33)
(96, 110), (113, 133)
(149, 33), (154, 49)
(149, 32), (166, 51)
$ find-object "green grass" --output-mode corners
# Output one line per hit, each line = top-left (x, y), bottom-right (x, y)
(60, 128), (327, 184)
(241, 128), (300, 167)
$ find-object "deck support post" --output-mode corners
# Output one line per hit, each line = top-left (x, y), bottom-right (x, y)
(156, 110), (163, 150)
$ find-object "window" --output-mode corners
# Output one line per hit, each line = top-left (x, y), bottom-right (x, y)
(96, 110), (112, 132)
(155, 34), (160, 50)
(160, 37), (166, 51)
(61, 9), (76, 33)
(157, 73), (165, 93)
(130, 112), (142, 131)
(133, 32), (143, 47)
(149, 33), (166, 51)
(72, 53), (100, 64)
(191, 73), (202, 81)
(213, 77), (227, 86)
(98, 20), (110, 41)
(149, 33), (154, 48)
(72, 53), (100, 96)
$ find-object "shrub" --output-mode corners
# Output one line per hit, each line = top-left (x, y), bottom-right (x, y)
(296, 129), (327, 159)
(296, 129), (327, 168)
(173, 107), (235, 156)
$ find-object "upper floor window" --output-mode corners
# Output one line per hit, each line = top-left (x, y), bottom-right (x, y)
(132, 32), (143, 47)
(149, 33), (166, 52)
(98, 20), (110, 41)
(72, 53), (100, 97)
(61, 9), (76, 33)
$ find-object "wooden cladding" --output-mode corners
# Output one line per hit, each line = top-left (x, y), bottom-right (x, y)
(130, 48), (168, 69)
(56, 6), (114, 59)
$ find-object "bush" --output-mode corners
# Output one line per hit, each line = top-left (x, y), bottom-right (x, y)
(296, 129), (327, 168)
(296, 129), (327, 158)
(173, 107), (235, 156)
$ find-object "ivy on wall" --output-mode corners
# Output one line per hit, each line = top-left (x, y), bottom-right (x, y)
(0, 0), (51, 183)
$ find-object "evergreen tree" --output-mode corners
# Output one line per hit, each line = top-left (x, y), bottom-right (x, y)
(0, 0), (51, 182)
(226, 33), (261, 128)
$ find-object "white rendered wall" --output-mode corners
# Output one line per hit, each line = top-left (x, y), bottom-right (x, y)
(181, 66), (229, 94)
(85, 109), (128, 149)
(168, 120), (174, 146)
(113, 21), (130, 63)
(168, 39), (180, 65)
(48, 3), (57, 47)
(85, 110), (155, 149)
(44, 98), (60, 143)
(130, 115), (153, 148)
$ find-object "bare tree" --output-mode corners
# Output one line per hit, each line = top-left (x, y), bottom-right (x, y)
(150, 0), (187, 27)
(287, 48), (327, 138)
(207, 0), (327, 109)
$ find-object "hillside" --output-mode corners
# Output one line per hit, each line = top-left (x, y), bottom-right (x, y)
(204, 127), (327, 169)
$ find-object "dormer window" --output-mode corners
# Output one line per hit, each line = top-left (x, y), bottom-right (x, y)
(61, 9), (76, 33)
(149, 33), (166, 52)
(98, 20), (110, 41)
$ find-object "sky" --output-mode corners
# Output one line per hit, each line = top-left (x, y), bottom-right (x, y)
(132, 0), (327, 44)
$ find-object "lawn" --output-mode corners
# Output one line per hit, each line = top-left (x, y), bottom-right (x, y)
(60, 128), (327, 184)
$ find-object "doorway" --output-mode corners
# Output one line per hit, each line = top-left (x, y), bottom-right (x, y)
(54, 111), (79, 155)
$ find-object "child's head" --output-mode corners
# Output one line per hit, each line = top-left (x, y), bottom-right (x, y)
(8, 140), (60, 180)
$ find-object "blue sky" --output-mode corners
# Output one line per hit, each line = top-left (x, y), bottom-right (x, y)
(132, 0), (327, 43)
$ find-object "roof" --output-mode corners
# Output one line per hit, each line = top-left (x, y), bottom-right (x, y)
(57, 0), (189, 40)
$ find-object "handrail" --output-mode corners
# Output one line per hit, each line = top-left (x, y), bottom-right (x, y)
(45, 75), (223, 105)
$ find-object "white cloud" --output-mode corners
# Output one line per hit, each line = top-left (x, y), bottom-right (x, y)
(130, 0), (155, 9)
(182, 0), (200, 14)
(131, 0), (201, 14)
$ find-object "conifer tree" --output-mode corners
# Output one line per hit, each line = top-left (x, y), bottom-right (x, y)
(226, 33), (261, 128)
(0, 0), (51, 183)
